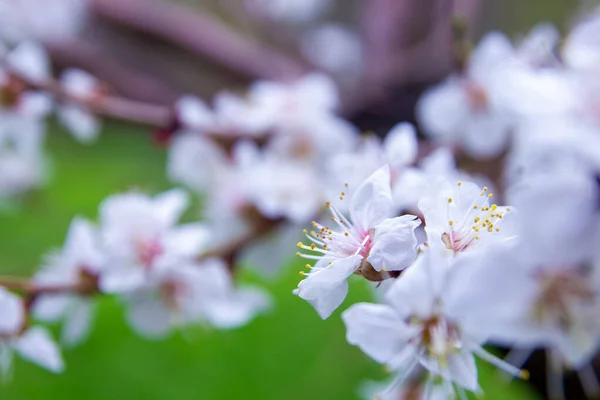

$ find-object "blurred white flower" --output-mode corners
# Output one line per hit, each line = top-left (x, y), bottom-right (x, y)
(418, 176), (516, 255)
(300, 24), (362, 77)
(0, 93), (51, 198)
(249, 73), (358, 160)
(246, 0), (331, 24)
(392, 146), (486, 213)
(98, 189), (208, 294)
(563, 9), (600, 72)
(175, 95), (214, 132)
(0, 0), (88, 44)
(515, 23), (561, 68)
(32, 217), (103, 346)
(506, 117), (600, 185)
(416, 32), (516, 158)
(243, 144), (323, 223)
(483, 170), (600, 368)
(327, 123), (421, 211)
(124, 258), (271, 338)
(296, 166), (421, 319)
(0, 287), (63, 375)
(57, 68), (101, 143)
(343, 243), (528, 397)
(167, 133), (228, 194)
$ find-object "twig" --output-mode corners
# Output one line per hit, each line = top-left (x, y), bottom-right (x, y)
(46, 39), (180, 104)
(4, 59), (172, 127)
(90, 0), (308, 81)
(0, 276), (94, 296)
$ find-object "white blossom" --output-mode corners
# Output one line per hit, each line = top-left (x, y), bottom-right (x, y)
(97, 189), (208, 294)
(32, 217), (103, 346)
(0, 287), (63, 375)
(296, 166), (421, 319)
(343, 243), (529, 397)
(416, 32), (516, 158)
(418, 176), (516, 255)
(57, 68), (101, 143)
(481, 169), (600, 369)
(124, 258), (271, 338)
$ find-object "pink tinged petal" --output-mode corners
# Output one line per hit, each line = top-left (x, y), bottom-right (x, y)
(350, 165), (393, 231)
(307, 281), (349, 319)
(13, 327), (64, 373)
(448, 351), (479, 391)
(0, 288), (24, 335)
(297, 254), (362, 300)
(367, 215), (421, 272)
(126, 294), (172, 339)
(342, 303), (416, 364)
(383, 122), (418, 168)
(152, 189), (189, 227)
(99, 268), (146, 293)
(62, 300), (93, 347)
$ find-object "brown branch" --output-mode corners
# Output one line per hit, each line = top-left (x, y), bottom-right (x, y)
(90, 0), (308, 81)
(45, 39), (180, 104)
(0, 276), (93, 296)
(3, 59), (172, 127)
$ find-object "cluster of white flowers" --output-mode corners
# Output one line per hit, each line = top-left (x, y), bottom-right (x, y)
(1, 189), (270, 375)
(4, 2), (600, 399)
(0, 40), (102, 200)
(289, 15), (600, 400)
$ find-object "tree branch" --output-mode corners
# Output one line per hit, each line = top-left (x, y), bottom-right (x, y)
(90, 0), (308, 81)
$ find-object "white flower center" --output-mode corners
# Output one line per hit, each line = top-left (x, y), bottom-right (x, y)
(296, 199), (372, 262)
(442, 184), (509, 253)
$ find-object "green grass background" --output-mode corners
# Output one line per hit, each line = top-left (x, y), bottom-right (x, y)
(0, 123), (540, 399)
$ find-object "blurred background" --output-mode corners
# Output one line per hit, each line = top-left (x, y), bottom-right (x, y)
(0, 0), (597, 398)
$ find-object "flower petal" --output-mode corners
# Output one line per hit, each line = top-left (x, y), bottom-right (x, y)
(383, 122), (418, 168)
(297, 254), (362, 301)
(306, 281), (348, 319)
(350, 165), (393, 231)
(342, 302), (416, 364)
(126, 292), (172, 339)
(13, 327), (64, 373)
(62, 300), (93, 347)
(367, 215), (421, 271)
